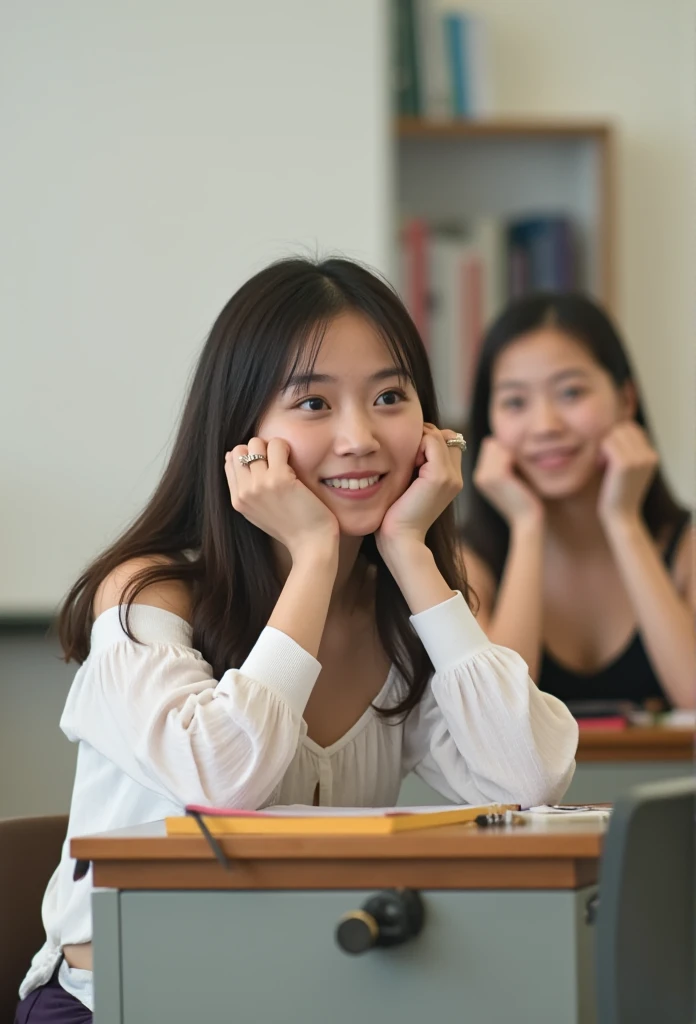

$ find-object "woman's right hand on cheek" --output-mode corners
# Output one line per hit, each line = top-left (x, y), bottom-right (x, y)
(225, 438), (340, 562)
(473, 437), (544, 527)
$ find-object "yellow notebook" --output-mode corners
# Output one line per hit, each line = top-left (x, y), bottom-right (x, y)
(166, 802), (520, 837)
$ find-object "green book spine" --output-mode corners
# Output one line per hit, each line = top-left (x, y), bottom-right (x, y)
(393, 0), (421, 116)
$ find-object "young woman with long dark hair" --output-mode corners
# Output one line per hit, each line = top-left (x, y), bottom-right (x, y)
(17, 259), (577, 1022)
(460, 292), (694, 710)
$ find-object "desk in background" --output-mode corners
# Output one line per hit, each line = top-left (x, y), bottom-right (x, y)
(563, 726), (694, 803)
(400, 727), (694, 807)
(75, 818), (605, 1024)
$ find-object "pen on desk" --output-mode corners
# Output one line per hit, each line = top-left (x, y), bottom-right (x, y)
(475, 811), (526, 828)
(187, 809), (233, 870)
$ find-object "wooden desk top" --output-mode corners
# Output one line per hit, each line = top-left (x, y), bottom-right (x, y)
(576, 726), (694, 762)
(72, 817), (606, 892)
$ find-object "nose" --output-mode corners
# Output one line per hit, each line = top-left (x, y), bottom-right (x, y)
(529, 396), (563, 435)
(333, 406), (381, 458)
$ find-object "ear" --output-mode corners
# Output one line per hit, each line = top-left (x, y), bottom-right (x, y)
(617, 379), (638, 421)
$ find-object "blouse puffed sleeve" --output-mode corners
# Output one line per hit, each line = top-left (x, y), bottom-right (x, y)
(60, 604), (321, 810)
(402, 592), (578, 808)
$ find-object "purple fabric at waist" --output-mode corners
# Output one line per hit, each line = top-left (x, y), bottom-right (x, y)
(14, 966), (92, 1024)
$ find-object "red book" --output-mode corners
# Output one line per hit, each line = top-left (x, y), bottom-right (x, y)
(462, 252), (483, 406)
(576, 716), (628, 731)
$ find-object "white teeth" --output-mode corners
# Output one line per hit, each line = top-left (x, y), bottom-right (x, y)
(323, 474), (380, 490)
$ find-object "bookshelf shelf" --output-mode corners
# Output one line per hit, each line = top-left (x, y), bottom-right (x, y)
(396, 118), (613, 141)
(392, 115), (616, 426)
(390, 1), (617, 427)
(395, 117), (615, 309)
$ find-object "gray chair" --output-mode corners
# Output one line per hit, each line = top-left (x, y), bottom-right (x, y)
(596, 776), (695, 1024)
(0, 814), (68, 1022)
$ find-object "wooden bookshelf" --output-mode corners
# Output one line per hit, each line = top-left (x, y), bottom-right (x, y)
(394, 116), (616, 309)
(397, 117), (612, 140)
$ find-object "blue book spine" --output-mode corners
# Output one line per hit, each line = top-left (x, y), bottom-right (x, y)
(444, 13), (469, 117)
(508, 216), (575, 294)
(533, 222), (555, 291)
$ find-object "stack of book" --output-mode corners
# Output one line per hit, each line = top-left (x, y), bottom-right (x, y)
(393, 1), (492, 119)
(167, 802), (520, 836)
(397, 214), (577, 424)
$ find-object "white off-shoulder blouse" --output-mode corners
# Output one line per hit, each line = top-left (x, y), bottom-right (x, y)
(20, 592), (578, 1010)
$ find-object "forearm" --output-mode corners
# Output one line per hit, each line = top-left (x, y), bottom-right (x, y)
(406, 594), (578, 808)
(268, 544), (338, 658)
(488, 518), (545, 681)
(604, 516), (696, 708)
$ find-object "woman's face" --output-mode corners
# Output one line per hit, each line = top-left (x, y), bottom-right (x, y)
(257, 312), (425, 536)
(489, 327), (635, 499)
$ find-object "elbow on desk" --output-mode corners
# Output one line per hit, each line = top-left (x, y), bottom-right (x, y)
(513, 759), (577, 810)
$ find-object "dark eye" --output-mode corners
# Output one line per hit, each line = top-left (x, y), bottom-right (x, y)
(501, 396), (525, 411)
(559, 387), (585, 402)
(375, 389), (405, 406)
(297, 396), (328, 412)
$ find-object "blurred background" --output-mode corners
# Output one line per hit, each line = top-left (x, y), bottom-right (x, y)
(1, 0), (694, 815)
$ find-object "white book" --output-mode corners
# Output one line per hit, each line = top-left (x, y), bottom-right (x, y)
(429, 232), (473, 425)
(466, 12), (493, 118)
(472, 216), (505, 327)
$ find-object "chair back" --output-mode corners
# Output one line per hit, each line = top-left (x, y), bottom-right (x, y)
(0, 814), (68, 1019)
(596, 776), (695, 1024)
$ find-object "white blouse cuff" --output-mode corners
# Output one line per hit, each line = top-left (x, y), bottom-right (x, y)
(237, 626), (322, 718)
(409, 591), (492, 672)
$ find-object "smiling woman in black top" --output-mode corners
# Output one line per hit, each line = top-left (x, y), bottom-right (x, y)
(460, 293), (694, 709)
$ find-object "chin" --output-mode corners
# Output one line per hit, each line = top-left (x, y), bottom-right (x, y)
(526, 468), (599, 501)
(335, 512), (387, 537)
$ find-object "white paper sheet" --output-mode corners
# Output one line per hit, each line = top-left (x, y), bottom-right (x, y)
(261, 804), (490, 818)
(525, 804), (611, 821)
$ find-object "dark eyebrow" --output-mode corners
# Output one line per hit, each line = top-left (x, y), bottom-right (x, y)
(283, 367), (410, 394)
(494, 368), (591, 391)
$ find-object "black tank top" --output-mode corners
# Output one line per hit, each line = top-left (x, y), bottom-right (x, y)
(537, 515), (690, 708)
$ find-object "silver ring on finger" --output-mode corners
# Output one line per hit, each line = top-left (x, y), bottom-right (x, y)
(238, 453), (268, 467)
(445, 433), (467, 452)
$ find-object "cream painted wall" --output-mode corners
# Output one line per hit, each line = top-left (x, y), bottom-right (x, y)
(436, 0), (695, 504)
(0, 0), (391, 613)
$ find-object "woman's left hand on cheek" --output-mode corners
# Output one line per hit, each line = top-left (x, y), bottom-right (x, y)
(597, 422), (659, 525)
(376, 424), (464, 555)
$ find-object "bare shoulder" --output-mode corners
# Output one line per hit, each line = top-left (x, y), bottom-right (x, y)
(671, 522), (695, 610)
(94, 556), (193, 622)
(458, 542), (497, 625)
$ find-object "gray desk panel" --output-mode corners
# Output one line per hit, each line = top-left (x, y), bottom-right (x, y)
(94, 887), (597, 1024)
(92, 890), (122, 1024)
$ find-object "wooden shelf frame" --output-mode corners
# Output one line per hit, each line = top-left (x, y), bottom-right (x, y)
(394, 116), (616, 309)
(396, 117), (613, 140)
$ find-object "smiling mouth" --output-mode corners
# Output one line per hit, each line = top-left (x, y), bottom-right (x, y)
(320, 473), (388, 499)
(528, 448), (580, 468)
(322, 473), (385, 491)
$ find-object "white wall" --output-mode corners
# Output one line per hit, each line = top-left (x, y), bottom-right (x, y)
(438, 0), (695, 504)
(1, 0), (693, 618)
(0, 633), (77, 817)
(0, 0), (391, 614)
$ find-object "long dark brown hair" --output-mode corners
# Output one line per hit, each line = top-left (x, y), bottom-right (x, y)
(59, 256), (470, 718)
(461, 292), (689, 583)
